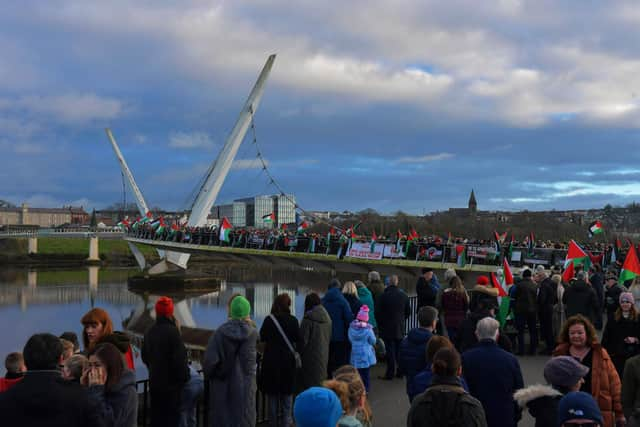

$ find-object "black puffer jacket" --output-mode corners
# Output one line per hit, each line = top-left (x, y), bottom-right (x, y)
(563, 280), (599, 323)
(141, 316), (190, 393)
(514, 384), (563, 427)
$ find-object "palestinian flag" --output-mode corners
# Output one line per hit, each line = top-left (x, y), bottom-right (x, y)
(370, 230), (377, 253)
(155, 218), (166, 234)
(562, 240), (591, 283)
(117, 218), (130, 230)
(405, 228), (419, 253)
(151, 217), (162, 229)
(219, 217), (232, 243)
(281, 223), (288, 231)
(456, 245), (466, 267)
(507, 235), (514, 261)
(308, 236), (316, 253)
(492, 258), (514, 327)
(493, 231), (502, 254)
(141, 211), (153, 224)
(131, 217), (141, 230)
(446, 232), (452, 246)
(262, 212), (276, 225)
(297, 221), (308, 234)
(588, 220), (604, 237)
(527, 232), (535, 255)
(619, 245), (640, 285)
(168, 223), (179, 238)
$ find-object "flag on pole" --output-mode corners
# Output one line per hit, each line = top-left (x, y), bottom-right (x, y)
(141, 211), (153, 224)
(297, 221), (308, 234)
(619, 245), (640, 285)
(405, 228), (419, 253)
(527, 232), (535, 255)
(588, 220), (604, 237)
(456, 245), (467, 267)
(492, 258), (514, 327)
(370, 230), (377, 253)
(562, 240), (591, 282)
(262, 212), (276, 225)
(219, 217), (233, 243)
(117, 218), (130, 230)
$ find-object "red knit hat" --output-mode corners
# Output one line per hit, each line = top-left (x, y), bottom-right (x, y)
(155, 296), (174, 318)
(476, 276), (489, 286)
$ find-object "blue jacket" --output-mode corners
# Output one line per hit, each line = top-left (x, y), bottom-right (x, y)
(408, 365), (469, 402)
(462, 339), (524, 427)
(348, 321), (376, 369)
(398, 327), (433, 386)
(356, 286), (377, 328)
(322, 287), (354, 342)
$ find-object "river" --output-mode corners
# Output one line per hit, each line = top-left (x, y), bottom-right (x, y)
(0, 264), (419, 376)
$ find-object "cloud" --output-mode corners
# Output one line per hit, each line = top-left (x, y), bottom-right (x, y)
(395, 153), (454, 164)
(8, 94), (126, 123)
(168, 132), (216, 149)
(525, 180), (640, 199)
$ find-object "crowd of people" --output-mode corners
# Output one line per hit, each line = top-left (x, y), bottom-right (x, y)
(4, 262), (640, 426)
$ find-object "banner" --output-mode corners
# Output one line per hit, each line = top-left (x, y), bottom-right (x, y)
(383, 244), (405, 258)
(420, 246), (443, 260)
(348, 242), (384, 260)
(466, 245), (498, 259)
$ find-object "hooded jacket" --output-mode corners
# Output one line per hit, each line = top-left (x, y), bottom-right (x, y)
(348, 321), (376, 369)
(204, 319), (258, 427)
(356, 286), (377, 328)
(141, 316), (189, 394)
(513, 384), (563, 427)
(398, 327), (433, 387)
(298, 305), (332, 391)
(258, 313), (300, 395)
(513, 278), (538, 315)
(322, 287), (354, 342)
(469, 285), (499, 313)
(563, 280), (599, 323)
(88, 369), (138, 427)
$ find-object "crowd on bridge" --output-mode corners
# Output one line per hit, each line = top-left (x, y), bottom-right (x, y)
(5, 260), (640, 426)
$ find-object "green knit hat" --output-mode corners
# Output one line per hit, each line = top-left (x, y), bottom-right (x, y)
(230, 296), (251, 319)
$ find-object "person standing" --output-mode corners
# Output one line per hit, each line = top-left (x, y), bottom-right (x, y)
(462, 317), (524, 427)
(348, 305), (376, 392)
(591, 265), (605, 330)
(298, 293), (332, 391)
(398, 306), (437, 399)
(440, 276), (469, 345)
(343, 281), (363, 318)
(416, 268), (440, 310)
(604, 272), (625, 325)
(564, 271), (600, 325)
(259, 294), (300, 427)
(141, 297), (190, 427)
(0, 352), (25, 392)
(203, 296), (258, 427)
(513, 269), (538, 355)
(534, 266), (556, 355)
(355, 281), (377, 330)
(602, 292), (640, 377)
(468, 276), (498, 314)
(322, 279), (354, 376)
(375, 275), (410, 380)
(366, 271), (384, 310)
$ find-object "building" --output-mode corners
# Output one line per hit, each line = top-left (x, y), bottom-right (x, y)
(0, 203), (88, 228)
(253, 195), (275, 229)
(276, 194), (296, 225)
(212, 193), (297, 228)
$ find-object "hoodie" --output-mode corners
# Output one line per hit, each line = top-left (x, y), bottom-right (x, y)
(398, 327), (434, 393)
(322, 287), (354, 342)
(348, 321), (376, 369)
(469, 285), (499, 313)
(514, 384), (563, 427)
(356, 286), (377, 328)
(88, 369), (138, 427)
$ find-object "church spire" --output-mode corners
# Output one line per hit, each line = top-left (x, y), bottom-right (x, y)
(468, 189), (477, 212)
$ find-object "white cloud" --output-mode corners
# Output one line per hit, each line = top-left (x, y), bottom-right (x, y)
(168, 132), (215, 149)
(526, 180), (640, 198)
(15, 94), (125, 123)
(395, 153), (454, 164)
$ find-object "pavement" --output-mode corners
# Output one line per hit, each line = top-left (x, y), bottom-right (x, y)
(367, 354), (548, 427)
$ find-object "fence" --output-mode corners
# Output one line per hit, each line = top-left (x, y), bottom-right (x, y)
(135, 295), (420, 426)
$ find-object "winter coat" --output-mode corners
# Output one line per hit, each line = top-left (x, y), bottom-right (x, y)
(537, 277), (556, 314)
(88, 369), (138, 427)
(552, 283), (566, 337)
(592, 272), (605, 309)
(398, 327), (433, 392)
(96, 331), (135, 371)
(356, 286), (377, 328)
(0, 373), (22, 392)
(407, 376), (487, 427)
(141, 316), (189, 394)
(513, 278), (538, 315)
(456, 310), (513, 354)
(408, 364), (469, 402)
(462, 339), (524, 427)
(441, 289), (468, 330)
(203, 319), (258, 427)
(605, 284), (625, 320)
(622, 354), (640, 419)
(298, 305), (332, 391)
(259, 313), (300, 395)
(416, 275), (440, 309)
(553, 342), (623, 427)
(469, 285), (499, 313)
(513, 384), (563, 427)
(323, 287), (354, 342)
(344, 293), (364, 318)
(375, 285), (410, 340)
(348, 321), (376, 369)
(630, 283), (640, 312)
(601, 315), (640, 376)
(367, 279), (385, 309)
(338, 415), (363, 427)
(564, 280), (600, 323)
(0, 371), (105, 427)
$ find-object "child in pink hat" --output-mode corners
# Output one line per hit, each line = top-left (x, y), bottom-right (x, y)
(348, 305), (376, 391)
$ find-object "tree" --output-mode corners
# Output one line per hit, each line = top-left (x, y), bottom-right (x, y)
(90, 209), (97, 229)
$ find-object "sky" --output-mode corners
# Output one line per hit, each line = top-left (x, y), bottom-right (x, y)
(3, 1), (640, 215)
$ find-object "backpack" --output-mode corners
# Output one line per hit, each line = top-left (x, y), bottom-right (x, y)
(417, 384), (467, 426)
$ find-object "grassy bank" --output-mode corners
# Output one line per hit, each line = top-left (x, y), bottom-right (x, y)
(36, 237), (156, 257)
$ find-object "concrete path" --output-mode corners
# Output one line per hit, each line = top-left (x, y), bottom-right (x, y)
(368, 354), (548, 427)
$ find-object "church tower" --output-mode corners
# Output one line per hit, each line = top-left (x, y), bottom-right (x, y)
(468, 189), (477, 213)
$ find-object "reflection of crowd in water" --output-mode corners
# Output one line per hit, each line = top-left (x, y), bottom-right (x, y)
(4, 263), (640, 427)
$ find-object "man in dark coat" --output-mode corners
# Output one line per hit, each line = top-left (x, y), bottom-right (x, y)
(462, 317), (524, 427)
(604, 272), (624, 324)
(398, 306), (437, 399)
(513, 269), (538, 355)
(456, 306), (513, 353)
(0, 333), (104, 427)
(367, 271), (385, 311)
(415, 267), (440, 310)
(563, 271), (600, 324)
(534, 266), (556, 355)
(590, 264), (605, 329)
(322, 279), (354, 376)
(375, 274), (410, 380)
(142, 296), (190, 427)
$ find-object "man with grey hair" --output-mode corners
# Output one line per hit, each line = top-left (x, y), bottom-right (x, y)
(462, 317), (524, 427)
(563, 269), (600, 324)
(367, 271), (384, 310)
(376, 274), (410, 380)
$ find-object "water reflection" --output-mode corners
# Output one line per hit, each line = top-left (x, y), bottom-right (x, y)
(0, 265), (418, 374)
